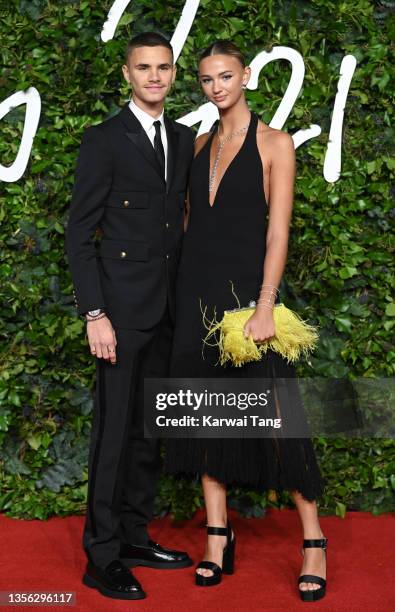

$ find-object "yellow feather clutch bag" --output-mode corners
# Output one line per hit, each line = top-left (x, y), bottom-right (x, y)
(202, 301), (319, 368)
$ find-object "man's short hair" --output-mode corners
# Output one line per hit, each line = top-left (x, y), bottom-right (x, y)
(125, 32), (174, 63)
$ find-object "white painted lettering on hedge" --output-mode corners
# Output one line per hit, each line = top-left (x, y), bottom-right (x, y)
(249, 46), (306, 130)
(1, 1), (357, 183)
(324, 55), (357, 182)
(101, 0), (200, 61)
(101, 0), (134, 42)
(101, 1), (357, 181)
(180, 46), (321, 141)
(0, 87), (41, 183)
(179, 46), (357, 180)
(169, 0), (200, 62)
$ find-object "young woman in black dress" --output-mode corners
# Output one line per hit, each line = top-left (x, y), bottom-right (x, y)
(165, 41), (328, 602)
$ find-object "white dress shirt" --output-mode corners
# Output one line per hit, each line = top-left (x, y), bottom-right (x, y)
(128, 98), (168, 180)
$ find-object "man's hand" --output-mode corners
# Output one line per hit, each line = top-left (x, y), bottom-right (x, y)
(86, 316), (117, 364)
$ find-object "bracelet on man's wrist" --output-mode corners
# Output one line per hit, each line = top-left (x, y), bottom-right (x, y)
(86, 313), (107, 322)
(85, 308), (106, 322)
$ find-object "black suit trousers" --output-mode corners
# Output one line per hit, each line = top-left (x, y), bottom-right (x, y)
(82, 306), (173, 569)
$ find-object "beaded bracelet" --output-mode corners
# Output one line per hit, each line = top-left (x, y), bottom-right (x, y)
(86, 313), (107, 322)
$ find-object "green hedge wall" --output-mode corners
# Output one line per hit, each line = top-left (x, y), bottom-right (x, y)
(0, 0), (394, 520)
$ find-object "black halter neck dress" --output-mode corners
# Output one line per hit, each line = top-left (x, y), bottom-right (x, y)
(164, 112), (326, 501)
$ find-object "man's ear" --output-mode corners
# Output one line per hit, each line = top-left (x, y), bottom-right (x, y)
(122, 64), (130, 84)
(172, 64), (177, 84)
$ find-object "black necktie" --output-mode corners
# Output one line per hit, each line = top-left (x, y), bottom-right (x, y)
(153, 120), (166, 179)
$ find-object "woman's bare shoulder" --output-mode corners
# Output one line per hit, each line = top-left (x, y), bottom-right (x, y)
(256, 119), (294, 160)
(194, 132), (211, 157)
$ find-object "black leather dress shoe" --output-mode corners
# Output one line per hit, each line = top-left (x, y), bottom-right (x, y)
(82, 560), (146, 600)
(120, 540), (193, 569)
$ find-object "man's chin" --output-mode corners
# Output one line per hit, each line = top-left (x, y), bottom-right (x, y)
(139, 93), (168, 105)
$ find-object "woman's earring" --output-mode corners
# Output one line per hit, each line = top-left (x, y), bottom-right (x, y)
(242, 83), (247, 90)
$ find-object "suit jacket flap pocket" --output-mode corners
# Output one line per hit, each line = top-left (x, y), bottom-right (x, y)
(99, 239), (149, 261)
(106, 191), (150, 209)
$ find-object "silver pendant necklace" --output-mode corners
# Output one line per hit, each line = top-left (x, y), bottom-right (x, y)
(208, 114), (251, 193)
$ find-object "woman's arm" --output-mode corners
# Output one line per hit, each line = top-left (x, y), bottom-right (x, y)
(244, 130), (296, 341)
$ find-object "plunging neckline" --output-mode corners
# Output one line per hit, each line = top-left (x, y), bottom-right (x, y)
(207, 113), (254, 208)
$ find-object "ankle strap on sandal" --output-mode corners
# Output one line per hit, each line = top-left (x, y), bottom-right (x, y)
(207, 524), (231, 536)
(302, 538), (328, 549)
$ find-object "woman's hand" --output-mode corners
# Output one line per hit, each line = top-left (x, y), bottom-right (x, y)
(243, 308), (275, 343)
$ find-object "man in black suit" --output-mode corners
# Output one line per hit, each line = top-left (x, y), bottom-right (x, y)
(66, 32), (194, 600)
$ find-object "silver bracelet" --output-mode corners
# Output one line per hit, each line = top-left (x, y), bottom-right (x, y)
(256, 302), (275, 310)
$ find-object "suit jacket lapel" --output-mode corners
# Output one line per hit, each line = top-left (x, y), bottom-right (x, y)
(119, 103), (165, 183)
(164, 116), (180, 193)
(119, 104), (181, 192)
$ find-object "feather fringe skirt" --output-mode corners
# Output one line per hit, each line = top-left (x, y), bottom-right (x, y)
(164, 347), (326, 502)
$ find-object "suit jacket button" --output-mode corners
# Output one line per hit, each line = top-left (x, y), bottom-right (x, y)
(166, 253), (170, 259)
(165, 222), (169, 229)
(123, 200), (130, 207)
(120, 251), (127, 258)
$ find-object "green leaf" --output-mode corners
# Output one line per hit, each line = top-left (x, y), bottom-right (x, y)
(385, 303), (395, 317)
(366, 161), (376, 174)
(27, 434), (42, 451)
(334, 316), (352, 332)
(338, 267), (358, 279)
(118, 13), (134, 26)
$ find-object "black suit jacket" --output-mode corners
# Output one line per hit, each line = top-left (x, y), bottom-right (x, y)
(66, 103), (194, 329)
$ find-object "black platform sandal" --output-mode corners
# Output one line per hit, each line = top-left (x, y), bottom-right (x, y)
(298, 537), (328, 602)
(195, 523), (236, 587)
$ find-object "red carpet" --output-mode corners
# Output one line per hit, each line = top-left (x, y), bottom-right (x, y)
(0, 508), (394, 611)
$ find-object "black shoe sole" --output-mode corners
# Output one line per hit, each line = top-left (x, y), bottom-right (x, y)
(121, 557), (193, 570)
(299, 587), (326, 602)
(195, 575), (222, 587)
(82, 574), (146, 600)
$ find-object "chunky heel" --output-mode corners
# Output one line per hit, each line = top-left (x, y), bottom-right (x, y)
(195, 523), (235, 586)
(222, 531), (235, 574)
(298, 537), (328, 602)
